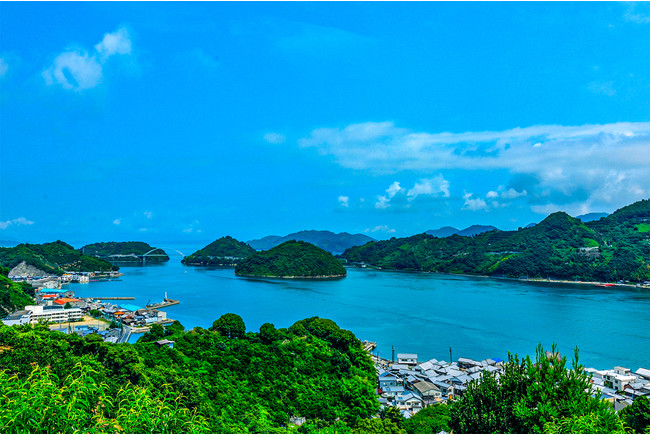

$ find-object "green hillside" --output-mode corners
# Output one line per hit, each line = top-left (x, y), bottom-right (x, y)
(0, 315), (377, 432)
(0, 241), (118, 275)
(236, 240), (346, 278)
(341, 199), (650, 283)
(81, 241), (169, 263)
(182, 236), (256, 266)
(0, 267), (34, 319)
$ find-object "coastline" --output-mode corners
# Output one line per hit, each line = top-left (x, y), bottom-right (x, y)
(235, 273), (347, 280)
(346, 266), (648, 290)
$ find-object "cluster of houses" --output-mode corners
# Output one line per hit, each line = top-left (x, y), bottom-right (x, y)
(89, 300), (168, 328)
(2, 286), (169, 343)
(376, 352), (504, 418)
(587, 366), (650, 411)
(375, 352), (650, 418)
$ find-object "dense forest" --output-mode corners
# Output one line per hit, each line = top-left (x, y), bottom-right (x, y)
(236, 241), (346, 278)
(0, 266), (34, 319)
(341, 199), (650, 283)
(182, 236), (257, 266)
(0, 240), (118, 275)
(1, 318), (648, 433)
(81, 241), (170, 263)
(0, 315), (379, 432)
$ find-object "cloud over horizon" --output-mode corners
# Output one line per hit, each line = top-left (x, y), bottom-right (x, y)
(300, 121), (650, 215)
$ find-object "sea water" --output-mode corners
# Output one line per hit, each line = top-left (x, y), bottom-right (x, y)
(67, 246), (650, 370)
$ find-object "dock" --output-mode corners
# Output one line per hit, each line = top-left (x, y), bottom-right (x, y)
(146, 299), (179, 310)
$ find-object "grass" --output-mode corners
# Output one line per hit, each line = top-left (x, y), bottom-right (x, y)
(635, 223), (650, 233)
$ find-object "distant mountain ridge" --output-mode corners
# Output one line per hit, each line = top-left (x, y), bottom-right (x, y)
(247, 230), (374, 254)
(575, 212), (609, 222)
(426, 225), (499, 238)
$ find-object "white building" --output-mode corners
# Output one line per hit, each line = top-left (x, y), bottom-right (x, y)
(603, 367), (637, 391)
(24, 305), (82, 324)
(398, 353), (418, 366)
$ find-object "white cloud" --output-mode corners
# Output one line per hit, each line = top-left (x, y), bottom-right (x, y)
(300, 121), (650, 214)
(144, 211), (153, 219)
(0, 58), (8, 77)
(486, 191), (499, 199)
(365, 225), (396, 234)
(113, 219), (121, 225)
(463, 192), (488, 211)
(42, 50), (102, 90)
(407, 175), (450, 198)
(501, 188), (527, 199)
(375, 195), (391, 210)
(338, 195), (349, 208)
(264, 133), (286, 144)
(95, 27), (132, 59)
(0, 217), (34, 230)
(374, 176), (450, 210)
(43, 26), (132, 91)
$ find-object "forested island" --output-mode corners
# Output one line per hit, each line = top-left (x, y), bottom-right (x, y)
(341, 199), (650, 283)
(81, 241), (170, 263)
(182, 236), (256, 266)
(0, 240), (117, 276)
(235, 240), (347, 278)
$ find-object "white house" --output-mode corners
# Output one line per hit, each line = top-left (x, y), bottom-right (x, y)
(398, 353), (418, 366)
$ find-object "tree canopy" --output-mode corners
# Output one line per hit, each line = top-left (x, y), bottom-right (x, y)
(235, 241), (346, 278)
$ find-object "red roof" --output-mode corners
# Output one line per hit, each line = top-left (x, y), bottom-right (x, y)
(53, 298), (81, 305)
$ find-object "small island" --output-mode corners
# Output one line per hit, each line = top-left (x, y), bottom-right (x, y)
(81, 241), (169, 264)
(182, 236), (256, 266)
(235, 240), (346, 279)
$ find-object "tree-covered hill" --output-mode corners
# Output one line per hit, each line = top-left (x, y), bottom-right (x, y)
(0, 241), (118, 275)
(182, 236), (257, 266)
(341, 199), (650, 283)
(0, 267), (34, 319)
(81, 241), (169, 263)
(0, 315), (378, 432)
(248, 230), (375, 255)
(236, 240), (347, 278)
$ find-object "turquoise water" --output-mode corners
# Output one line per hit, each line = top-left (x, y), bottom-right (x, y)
(67, 246), (650, 370)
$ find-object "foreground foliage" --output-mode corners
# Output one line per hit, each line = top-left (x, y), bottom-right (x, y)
(0, 315), (377, 432)
(1, 317), (648, 433)
(449, 345), (625, 434)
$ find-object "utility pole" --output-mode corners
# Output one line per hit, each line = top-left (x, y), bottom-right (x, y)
(392, 345), (395, 364)
(449, 346), (452, 364)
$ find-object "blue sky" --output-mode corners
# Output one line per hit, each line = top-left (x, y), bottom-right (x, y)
(1, 2), (650, 246)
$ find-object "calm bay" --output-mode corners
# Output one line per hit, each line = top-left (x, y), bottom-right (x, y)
(67, 245), (650, 370)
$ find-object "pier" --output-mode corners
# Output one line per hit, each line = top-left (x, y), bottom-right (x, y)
(146, 299), (179, 310)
